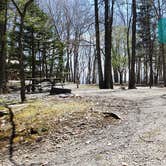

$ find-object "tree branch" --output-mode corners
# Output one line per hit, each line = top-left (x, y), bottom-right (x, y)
(11, 0), (34, 16)
(11, 0), (22, 16)
(23, 0), (34, 16)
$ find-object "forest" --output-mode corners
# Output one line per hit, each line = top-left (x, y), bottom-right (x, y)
(0, 0), (166, 165)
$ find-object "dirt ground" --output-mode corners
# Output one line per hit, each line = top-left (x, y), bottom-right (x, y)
(0, 85), (166, 166)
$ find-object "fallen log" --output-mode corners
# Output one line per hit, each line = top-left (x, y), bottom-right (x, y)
(50, 87), (71, 95)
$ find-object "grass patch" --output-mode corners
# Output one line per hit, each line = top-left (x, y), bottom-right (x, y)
(0, 98), (90, 148)
(0, 105), (6, 110)
(15, 100), (89, 122)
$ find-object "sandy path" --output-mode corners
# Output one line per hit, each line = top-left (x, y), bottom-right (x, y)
(1, 87), (166, 166)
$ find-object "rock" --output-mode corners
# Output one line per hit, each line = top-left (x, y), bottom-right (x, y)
(56, 144), (62, 148)
(20, 136), (24, 141)
(36, 136), (42, 142)
(107, 142), (112, 146)
(122, 162), (128, 166)
(1, 119), (6, 128)
(18, 128), (26, 133)
(85, 140), (91, 144)
(102, 112), (121, 120)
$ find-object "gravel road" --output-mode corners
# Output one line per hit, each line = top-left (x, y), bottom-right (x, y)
(1, 86), (166, 166)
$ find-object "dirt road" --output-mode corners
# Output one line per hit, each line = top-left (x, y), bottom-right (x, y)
(1, 87), (166, 166)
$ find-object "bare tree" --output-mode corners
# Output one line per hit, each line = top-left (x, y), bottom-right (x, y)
(46, 0), (93, 83)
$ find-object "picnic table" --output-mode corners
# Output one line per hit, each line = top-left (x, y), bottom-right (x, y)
(26, 77), (65, 93)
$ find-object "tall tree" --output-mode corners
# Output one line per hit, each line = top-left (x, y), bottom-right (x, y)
(0, 0), (8, 94)
(104, 0), (114, 89)
(128, 0), (136, 89)
(94, 0), (104, 88)
(11, 0), (34, 102)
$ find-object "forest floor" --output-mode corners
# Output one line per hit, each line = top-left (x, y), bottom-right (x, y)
(0, 84), (166, 166)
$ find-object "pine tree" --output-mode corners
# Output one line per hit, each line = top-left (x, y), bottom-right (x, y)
(11, 0), (34, 102)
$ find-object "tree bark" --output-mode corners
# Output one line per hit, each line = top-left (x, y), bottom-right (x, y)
(104, 0), (114, 89)
(31, 31), (36, 92)
(114, 69), (119, 83)
(119, 71), (123, 85)
(19, 16), (26, 102)
(136, 57), (141, 84)
(128, 0), (136, 89)
(0, 0), (7, 94)
(92, 51), (97, 84)
(161, 43), (166, 86)
(94, 0), (104, 88)
(73, 38), (79, 83)
(65, 24), (71, 81)
(146, 4), (153, 88)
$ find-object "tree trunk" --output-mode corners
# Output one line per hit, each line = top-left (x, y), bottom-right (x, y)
(158, 45), (163, 82)
(0, 0), (7, 94)
(126, 1), (131, 76)
(69, 53), (73, 81)
(92, 52), (97, 84)
(94, 0), (104, 88)
(136, 57), (141, 84)
(19, 16), (26, 102)
(119, 71), (123, 85)
(144, 54), (148, 85)
(161, 44), (166, 86)
(104, 0), (114, 89)
(50, 46), (55, 77)
(114, 69), (119, 83)
(66, 25), (70, 81)
(73, 43), (79, 83)
(146, 4), (153, 88)
(128, 0), (136, 89)
(86, 54), (92, 84)
(31, 31), (36, 92)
